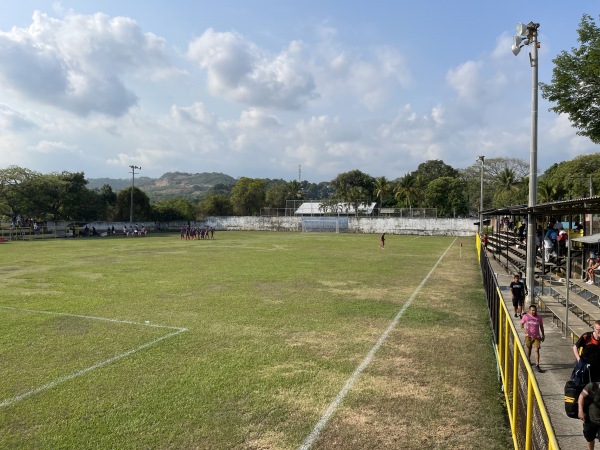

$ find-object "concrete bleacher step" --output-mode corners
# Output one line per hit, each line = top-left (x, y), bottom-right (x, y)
(537, 294), (591, 340)
(547, 285), (600, 325)
(570, 279), (600, 299)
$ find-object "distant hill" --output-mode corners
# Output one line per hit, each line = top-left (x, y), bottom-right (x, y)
(88, 172), (236, 202)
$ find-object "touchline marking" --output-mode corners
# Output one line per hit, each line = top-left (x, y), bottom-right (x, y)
(298, 238), (457, 450)
(0, 307), (187, 408)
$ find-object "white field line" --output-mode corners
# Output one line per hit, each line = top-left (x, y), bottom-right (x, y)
(299, 238), (457, 450)
(0, 306), (187, 408)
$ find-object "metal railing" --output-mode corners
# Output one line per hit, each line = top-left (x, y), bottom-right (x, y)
(477, 233), (558, 450)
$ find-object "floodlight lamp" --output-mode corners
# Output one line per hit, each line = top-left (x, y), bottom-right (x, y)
(516, 22), (528, 36)
(514, 35), (522, 47)
(511, 41), (521, 56)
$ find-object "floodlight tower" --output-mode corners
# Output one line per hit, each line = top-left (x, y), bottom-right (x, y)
(477, 156), (485, 235)
(129, 165), (141, 223)
(512, 21), (539, 304)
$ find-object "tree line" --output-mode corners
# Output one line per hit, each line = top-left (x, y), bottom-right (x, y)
(1, 154), (598, 223)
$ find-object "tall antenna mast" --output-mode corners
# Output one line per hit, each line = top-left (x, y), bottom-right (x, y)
(298, 164), (301, 182)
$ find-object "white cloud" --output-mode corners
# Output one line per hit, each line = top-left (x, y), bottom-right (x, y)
(0, 105), (37, 131)
(29, 139), (77, 154)
(187, 29), (318, 110)
(0, 11), (172, 117)
(446, 60), (482, 103)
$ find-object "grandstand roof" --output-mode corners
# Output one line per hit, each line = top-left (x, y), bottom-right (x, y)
(481, 195), (600, 217)
(294, 202), (377, 215)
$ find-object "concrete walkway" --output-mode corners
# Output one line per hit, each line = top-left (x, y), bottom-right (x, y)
(488, 256), (585, 450)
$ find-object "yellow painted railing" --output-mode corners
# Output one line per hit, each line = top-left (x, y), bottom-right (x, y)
(478, 233), (559, 450)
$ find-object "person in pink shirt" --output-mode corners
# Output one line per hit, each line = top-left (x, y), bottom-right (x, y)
(521, 304), (545, 372)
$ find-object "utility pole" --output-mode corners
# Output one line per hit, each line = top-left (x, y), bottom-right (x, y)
(129, 165), (141, 223)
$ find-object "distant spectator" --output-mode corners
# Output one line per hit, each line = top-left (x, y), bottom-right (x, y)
(557, 230), (568, 257)
(545, 227), (558, 256)
(536, 225), (543, 255)
(518, 222), (526, 242)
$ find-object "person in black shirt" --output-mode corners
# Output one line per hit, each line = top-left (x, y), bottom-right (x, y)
(510, 274), (526, 318)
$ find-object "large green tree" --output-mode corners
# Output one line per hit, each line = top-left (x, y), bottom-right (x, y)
(541, 14), (600, 143)
(198, 194), (233, 217)
(116, 187), (152, 222)
(330, 170), (374, 203)
(230, 177), (266, 216)
(265, 180), (304, 208)
(411, 160), (459, 187)
(152, 198), (196, 221)
(0, 166), (38, 219)
(540, 153), (600, 200)
(423, 177), (467, 217)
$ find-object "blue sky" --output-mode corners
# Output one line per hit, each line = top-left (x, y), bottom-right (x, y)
(0, 1), (596, 182)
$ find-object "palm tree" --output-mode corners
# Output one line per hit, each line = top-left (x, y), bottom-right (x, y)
(373, 176), (392, 210)
(347, 186), (370, 216)
(394, 173), (419, 208)
(495, 167), (520, 192)
(287, 180), (303, 200)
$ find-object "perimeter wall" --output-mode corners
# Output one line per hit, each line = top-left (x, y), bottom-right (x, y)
(199, 216), (477, 236)
(34, 217), (478, 237)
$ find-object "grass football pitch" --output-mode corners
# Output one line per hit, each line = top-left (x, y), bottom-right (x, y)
(0, 232), (510, 449)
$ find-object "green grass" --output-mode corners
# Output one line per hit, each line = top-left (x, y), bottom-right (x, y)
(0, 232), (510, 449)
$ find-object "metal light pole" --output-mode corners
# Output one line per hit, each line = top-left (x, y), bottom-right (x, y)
(512, 21), (539, 304)
(129, 165), (141, 223)
(591, 175), (594, 233)
(478, 156), (485, 235)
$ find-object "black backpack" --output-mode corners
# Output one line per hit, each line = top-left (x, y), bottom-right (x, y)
(565, 364), (592, 418)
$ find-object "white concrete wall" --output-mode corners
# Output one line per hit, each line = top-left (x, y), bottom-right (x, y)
(204, 216), (301, 232)
(204, 216), (477, 236)
(71, 216), (477, 236)
(350, 217), (477, 236)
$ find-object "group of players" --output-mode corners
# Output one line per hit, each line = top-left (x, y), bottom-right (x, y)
(180, 224), (214, 240)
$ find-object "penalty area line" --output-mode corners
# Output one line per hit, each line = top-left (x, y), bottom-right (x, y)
(298, 238), (457, 450)
(0, 307), (187, 408)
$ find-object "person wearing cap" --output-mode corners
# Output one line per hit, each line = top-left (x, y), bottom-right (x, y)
(557, 229), (568, 257)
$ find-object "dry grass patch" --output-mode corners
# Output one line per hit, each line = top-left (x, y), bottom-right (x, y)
(309, 244), (510, 449)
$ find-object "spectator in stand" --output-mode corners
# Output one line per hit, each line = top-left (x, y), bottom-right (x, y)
(587, 257), (600, 285)
(517, 221), (526, 243)
(545, 227), (558, 257)
(557, 230), (568, 257)
(536, 225), (543, 255)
